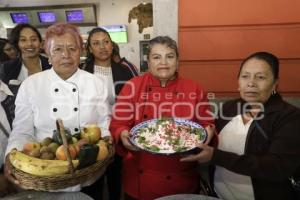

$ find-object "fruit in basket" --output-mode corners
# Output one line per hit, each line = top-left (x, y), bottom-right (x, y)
(96, 140), (109, 161)
(80, 124), (101, 144)
(77, 144), (99, 169)
(74, 138), (89, 153)
(40, 146), (51, 154)
(41, 137), (53, 146)
(52, 129), (72, 145)
(28, 148), (41, 158)
(48, 142), (59, 154)
(72, 137), (78, 144)
(55, 145), (77, 160)
(23, 142), (41, 156)
(40, 151), (55, 160)
(9, 150), (79, 176)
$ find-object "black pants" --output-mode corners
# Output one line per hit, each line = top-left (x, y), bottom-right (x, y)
(81, 154), (123, 200)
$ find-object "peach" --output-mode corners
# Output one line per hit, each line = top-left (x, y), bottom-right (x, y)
(55, 145), (77, 160)
(23, 142), (41, 155)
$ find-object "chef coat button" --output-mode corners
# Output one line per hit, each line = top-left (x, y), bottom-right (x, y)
(139, 170), (143, 174)
(74, 107), (78, 112)
(143, 114), (147, 119)
(54, 88), (59, 92)
(72, 88), (76, 92)
(166, 175), (171, 180)
(53, 108), (57, 112)
(74, 128), (79, 132)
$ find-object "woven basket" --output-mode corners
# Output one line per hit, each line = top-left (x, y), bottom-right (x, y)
(8, 147), (114, 191)
(8, 119), (115, 191)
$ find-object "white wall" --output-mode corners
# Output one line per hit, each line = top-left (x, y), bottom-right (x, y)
(153, 0), (178, 42)
(0, 0), (153, 68)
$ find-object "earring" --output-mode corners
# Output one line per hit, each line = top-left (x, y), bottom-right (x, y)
(272, 90), (277, 95)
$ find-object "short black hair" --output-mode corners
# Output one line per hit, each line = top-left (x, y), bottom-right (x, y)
(9, 23), (42, 53)
(238, 51), (279, 80)
(148, 36), (179, 59)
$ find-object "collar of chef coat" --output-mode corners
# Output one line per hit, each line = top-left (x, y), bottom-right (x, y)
(49, 67), (81, 83)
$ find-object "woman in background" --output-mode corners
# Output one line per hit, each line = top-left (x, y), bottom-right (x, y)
(81, 27), (134, 200)
(0, 38), (17, 62)
(182, 52), (300, 200)
(1, 23), (51, 84)
(0, 24), (51, 126)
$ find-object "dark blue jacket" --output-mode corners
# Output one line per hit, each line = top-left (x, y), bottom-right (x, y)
(0, 55), (51, 84)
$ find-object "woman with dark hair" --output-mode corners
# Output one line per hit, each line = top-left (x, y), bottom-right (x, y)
(110, 36), (214, 200)
(0, 23), (51, 84)
(0, 24), (51, 127)
(80, 27), (134, 200)
(182, 52), (300, 200)
(0, 38), (17, 63)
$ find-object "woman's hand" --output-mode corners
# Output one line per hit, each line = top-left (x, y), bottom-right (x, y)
(120, 130), (138, 151)
(102, 135), (113, 145)
(4, 154), (19, 186)
(204, 124), (216, 145)
(180, 143), (214, 163)
(0, 173), (16, 197)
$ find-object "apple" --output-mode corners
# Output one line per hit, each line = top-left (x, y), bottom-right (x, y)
(80, 124), (101, 144)
(23, 142), (41, 155)
(55, 145), (77, 160)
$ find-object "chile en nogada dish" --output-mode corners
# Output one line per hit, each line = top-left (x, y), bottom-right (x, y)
(130, 118), (207, 154)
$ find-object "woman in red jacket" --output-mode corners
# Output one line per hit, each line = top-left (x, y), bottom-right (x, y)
(110, 36), (215, 200)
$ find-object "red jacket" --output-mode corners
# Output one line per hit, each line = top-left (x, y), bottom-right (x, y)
(110, 73), (213, 200)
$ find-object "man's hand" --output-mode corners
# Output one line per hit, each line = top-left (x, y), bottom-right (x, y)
(120, 130), (138, 151)
(180, 143), (214, 163)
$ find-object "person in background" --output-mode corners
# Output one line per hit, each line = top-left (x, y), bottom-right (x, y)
(0, 38), (17, 62)
(0, 80), (16, 197)
(0, 24), (52, 127)
(4, 23), (110, 192)
(0, 23), (51, 84)
(181, 52), (300, 200)
(81, 27), (134, 200)
(112, 41), (139, 76)
(110, 36), (215, 200)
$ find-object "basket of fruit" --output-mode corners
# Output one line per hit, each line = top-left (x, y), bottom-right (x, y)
(7, 119), (114, 191)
